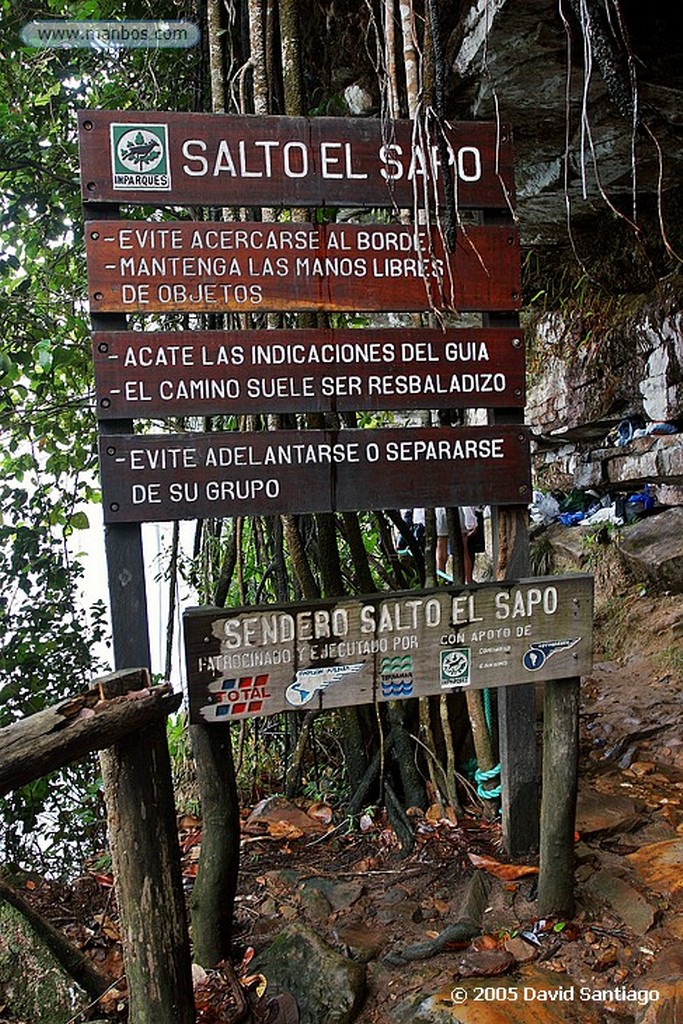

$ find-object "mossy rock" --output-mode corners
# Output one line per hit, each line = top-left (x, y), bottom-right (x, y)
(254, 922), (366, 1024)
(0, 903), (89, 1024)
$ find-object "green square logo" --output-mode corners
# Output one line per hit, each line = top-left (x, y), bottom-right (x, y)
(440, 648), (471, 689)
(111, 123), (171, 191)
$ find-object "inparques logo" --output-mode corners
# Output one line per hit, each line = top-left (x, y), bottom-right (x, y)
(111, 124), (171, 191)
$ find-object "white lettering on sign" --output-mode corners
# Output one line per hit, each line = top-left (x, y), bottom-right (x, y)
(494, 587), (558, 619)
(385, 438), (505, 461)
(179, 138), (482, 185)
(367, 373), (506, 396)
(250, 341), (398, 365)
(378, 143), (482, 183)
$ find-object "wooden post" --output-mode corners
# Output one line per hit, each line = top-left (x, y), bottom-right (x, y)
(537, 677), (580, 918)
(98, 671), (195, 1024)
(86, 204), (194, 1024)
(484, 219), (540, 855)
(189, 723), (241, 966)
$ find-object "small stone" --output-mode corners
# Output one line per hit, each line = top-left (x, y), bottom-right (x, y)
(455, 948), (516, 977)
(503, 936), (537, 963)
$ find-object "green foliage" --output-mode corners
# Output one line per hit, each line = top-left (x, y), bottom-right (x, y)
(0, 0), (200, 872)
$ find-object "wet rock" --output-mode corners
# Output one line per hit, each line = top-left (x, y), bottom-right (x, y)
(585, 868), (659, 934)
(627, 839), (683, 896)
(334, 921), (388, 962)
(391, 964), (601, 1023)
(636, 943), (683, 1023)
(617, 509), (683, 593)
(253, 922), (366, 1024)
(299, 884), (332, 922)
(455, 947), (516, 977)
(576, 789), (641, 836)
(301, 876), (365, 913)
(0, 903), (89, 1024)
(504, 936), (538, 964)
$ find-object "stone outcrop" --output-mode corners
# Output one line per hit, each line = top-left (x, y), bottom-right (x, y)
(253, 922), (366, 1024)
(0, 903), (89, 1024)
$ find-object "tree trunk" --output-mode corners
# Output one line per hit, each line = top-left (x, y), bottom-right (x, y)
(190, 723), (242, 964)
(537, 678), (580, 918)
(100, 712), (194, 1024)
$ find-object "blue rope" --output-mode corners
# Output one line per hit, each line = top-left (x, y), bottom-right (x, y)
(475, 763), (502, 800)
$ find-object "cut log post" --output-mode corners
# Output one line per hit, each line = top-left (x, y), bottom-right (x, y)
(0, 669), (181, 796)
(537, 677), (580, 919)
(99, 671), (195, 1024)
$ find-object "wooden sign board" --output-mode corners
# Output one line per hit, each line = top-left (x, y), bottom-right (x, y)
(86, 221), (521, 314)
(78, 111), (515, 210)
(92, 327), (525, 418)
(99, 425), (531, 523)
(183, 576), (594, 723)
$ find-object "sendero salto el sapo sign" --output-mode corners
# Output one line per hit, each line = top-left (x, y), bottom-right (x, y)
(85, 221), (521, 314)
(78, 111), (515, 209)
(98, 425), (531, 524)
(183, 576), (594, 722)
(92, 327), (526, 418)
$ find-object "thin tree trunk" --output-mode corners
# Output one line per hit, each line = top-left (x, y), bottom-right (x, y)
(248, 0), (269, 115)
(466, 690), (499, 819)
(164, 521), (179, 680)
(340, 512), (376, 594)
(537, 679), (580, 918)
(282, 514), (320, 599)
(190, 723), (242, 964)
(399, 0), (420, 118)
(207, 0), (226, 113)
(279, 0), (304, 118)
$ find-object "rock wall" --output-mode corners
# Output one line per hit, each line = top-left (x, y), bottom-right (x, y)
(527, 281), (683, 502)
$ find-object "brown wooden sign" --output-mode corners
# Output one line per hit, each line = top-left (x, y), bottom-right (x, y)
(99, 425), (531, 523)
(183, 576), (593, 723)
(78, 111), (515, 210)
(92, 327), (526, 418)
(86, 221), (521, 314)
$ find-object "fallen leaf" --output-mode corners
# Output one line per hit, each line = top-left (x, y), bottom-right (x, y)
(94, 914), (121, 941)
(241, 972), (268, 999)
(471, 934), (501, 951)
(179, 814), (202, 829)
(426, 803), (445, 823)
(352, 856), (381, 872)
(307, 802), (333, 825)
(468, 852), (539, 880)
(238, 947), (255, 973)
(90, 871), (115, 888)
(267, 821), (304, 840)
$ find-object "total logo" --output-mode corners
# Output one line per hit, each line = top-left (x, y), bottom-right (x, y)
(213, 674), (272, 717)
(111, 123), (171, 190)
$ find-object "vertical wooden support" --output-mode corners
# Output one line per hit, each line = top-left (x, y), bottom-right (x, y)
(484, 206), (540, 854)
(537, 677), (580, 918)
(189, 722), (241, 966)
(86, 204), (194, 1023)
(100, 716), (196, 1023)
